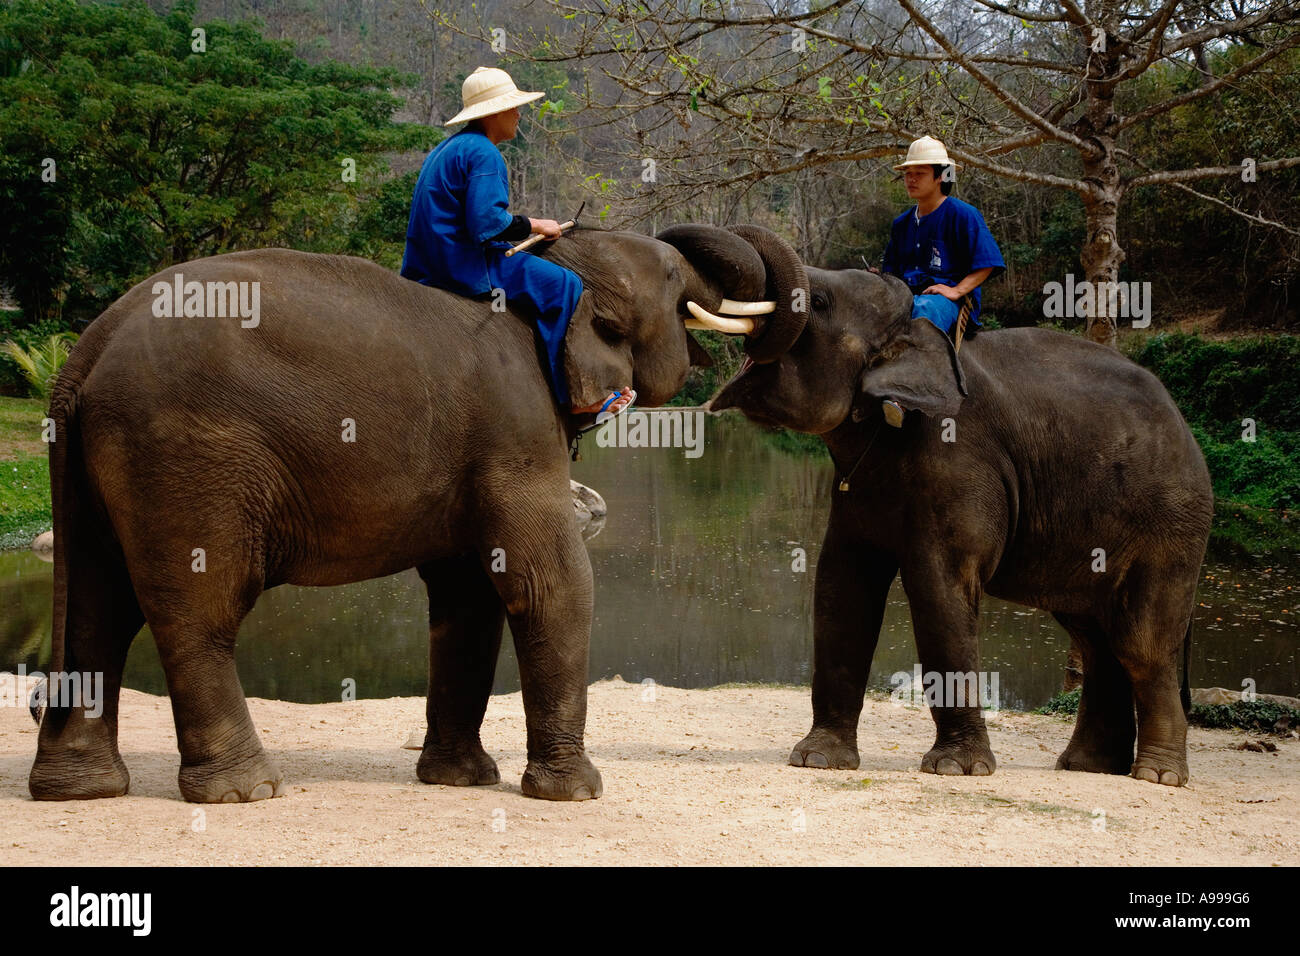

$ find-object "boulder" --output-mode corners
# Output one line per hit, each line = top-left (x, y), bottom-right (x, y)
(1191, 686), (1300, 709)
(31, 530), (54, 562)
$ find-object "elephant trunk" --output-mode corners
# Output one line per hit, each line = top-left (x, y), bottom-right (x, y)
(725, 225), (809, 363)
(657, 223), (809, 363)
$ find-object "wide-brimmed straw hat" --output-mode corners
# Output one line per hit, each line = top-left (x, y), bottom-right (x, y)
(893, 135), (961, 170)
(444, 66), (545, 126)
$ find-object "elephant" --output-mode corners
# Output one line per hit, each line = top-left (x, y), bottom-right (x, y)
(28, 226), (807, 803)
(691, 227), (1213, 787)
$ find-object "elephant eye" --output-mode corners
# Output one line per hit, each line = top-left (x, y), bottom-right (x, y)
(812, 292), (829, 311)
(595, 312), (629, 342)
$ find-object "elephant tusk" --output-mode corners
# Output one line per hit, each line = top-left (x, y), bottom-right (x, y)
(717, 299), (776, 315)
(685, 301), (755, 335)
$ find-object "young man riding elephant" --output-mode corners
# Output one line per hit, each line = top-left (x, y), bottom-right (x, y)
(879, 136), (1005, 427)
(402, 67), (634, 424)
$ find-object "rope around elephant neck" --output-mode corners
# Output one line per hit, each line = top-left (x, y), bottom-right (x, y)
(837, 419), (883, 492)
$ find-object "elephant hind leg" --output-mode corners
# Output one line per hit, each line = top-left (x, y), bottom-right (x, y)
(29, 526), (144, 801)
(414, 554), (504, 788)
(1053, 613), (1136, 776)
(1113, 615), (1191, 787)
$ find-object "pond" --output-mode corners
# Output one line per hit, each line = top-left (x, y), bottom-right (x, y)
(1, 415), (1296, 711)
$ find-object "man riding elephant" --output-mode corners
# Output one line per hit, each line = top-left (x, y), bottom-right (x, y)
(879, 135), (1004, 427)
(402, 66), (635, 424)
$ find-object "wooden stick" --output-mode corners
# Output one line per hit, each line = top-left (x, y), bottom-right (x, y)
(505, 218), (576, 257)
(954, 294), (972, 352)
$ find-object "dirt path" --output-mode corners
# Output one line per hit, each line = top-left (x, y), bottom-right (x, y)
(1, 677), (1294, 865)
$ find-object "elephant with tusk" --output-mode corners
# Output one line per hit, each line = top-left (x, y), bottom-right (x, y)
(28, 226), (787, 805)
(692, 225), (1212, 788)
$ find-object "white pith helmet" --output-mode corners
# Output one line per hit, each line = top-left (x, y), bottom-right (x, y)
(444, 67), (545, 127)
(893, 135), (961, 170)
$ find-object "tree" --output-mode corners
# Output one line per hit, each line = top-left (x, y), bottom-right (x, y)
(451, 0), (1300, 345)
(0, 0), (437, 322)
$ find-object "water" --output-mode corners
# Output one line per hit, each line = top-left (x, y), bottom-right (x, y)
(1, 416), (1296, 711)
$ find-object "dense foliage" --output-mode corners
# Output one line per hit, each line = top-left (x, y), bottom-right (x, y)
(0, 0), (438, 324)
(1130, 333), (1300, 510)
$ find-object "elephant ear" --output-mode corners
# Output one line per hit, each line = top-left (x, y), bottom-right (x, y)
(857, 316), (968, 420)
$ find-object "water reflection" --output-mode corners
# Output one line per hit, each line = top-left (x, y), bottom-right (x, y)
(1, 415), (1296, 710)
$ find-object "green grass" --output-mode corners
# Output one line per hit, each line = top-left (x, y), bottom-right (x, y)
(0, 396), (52, 549)
(1035, 688), (1081, 716)
(0, 452), (51, 549)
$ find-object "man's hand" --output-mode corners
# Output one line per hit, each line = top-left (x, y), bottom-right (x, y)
(920, 283), (963, 301)
(529, 218), (563, 240)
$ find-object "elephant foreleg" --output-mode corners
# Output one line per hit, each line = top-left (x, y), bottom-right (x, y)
(481, 502), (602, 801)
(415, 554), (505, 787)
(790, 532), (897, 770)
(901, 559), (995, 776)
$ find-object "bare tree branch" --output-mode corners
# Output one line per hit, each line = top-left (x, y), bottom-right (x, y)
(1128, 156), (1300, 186)
(1119, 28), (1300, 129)
(897, 0), (1098, 153)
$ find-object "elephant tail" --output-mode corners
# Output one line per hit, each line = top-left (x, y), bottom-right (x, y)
(43, 394), (77, 715)
(41, 314), (114, 718)
(1180, 615), (1193, 717)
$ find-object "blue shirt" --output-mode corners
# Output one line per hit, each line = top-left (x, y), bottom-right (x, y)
(882, 196), (1004, 324)
(401, 129), (515, 295)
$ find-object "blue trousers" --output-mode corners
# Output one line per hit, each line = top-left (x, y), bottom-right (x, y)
(487, 250), (583, 406)
(911, 294), (962, 334)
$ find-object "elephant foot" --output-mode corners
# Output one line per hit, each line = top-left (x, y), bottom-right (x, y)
(1055, 742), (1133, 776)
(1131, 749), (1188, 787)
(178, 749), (285, 803)
(29, 746), (130, 801)
(921, 739), (996, 776)
(417, 743), (500, 787)
(789, 727), (859, 769)
(520, 752), (603, 801)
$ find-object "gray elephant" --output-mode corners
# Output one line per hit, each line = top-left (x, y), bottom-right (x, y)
(28, 227), (806, 803)
(692, 226), (1212, 787)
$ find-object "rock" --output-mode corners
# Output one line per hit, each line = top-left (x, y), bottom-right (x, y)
(31, 530), (54, 562)
(401, 730), (423, 751)
(1191, 687), (1300, 709)
(570, 479), (607, 541)
(1235, 739), (1278, 753)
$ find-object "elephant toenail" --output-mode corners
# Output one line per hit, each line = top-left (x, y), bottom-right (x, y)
(936, 758), (963, 775)
(971, 761), (992, 776)
(250, 782), (275, 800)
(804, 752), (829, 768)
(1133, 767), (1159, 783)
(571, 786), (592, 800)
(454, 776), (471, 787)
(1159, 771), (1181, 786)
(221, 790), (242, 803)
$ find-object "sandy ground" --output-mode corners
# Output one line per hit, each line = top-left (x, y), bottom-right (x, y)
(0, 677), (1295, 866)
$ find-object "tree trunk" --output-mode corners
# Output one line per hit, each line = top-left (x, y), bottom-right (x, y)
(1066, 4), (1127, 686)
(1079, 177), (1124, 349)
(1076, 6), (1126, 350)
